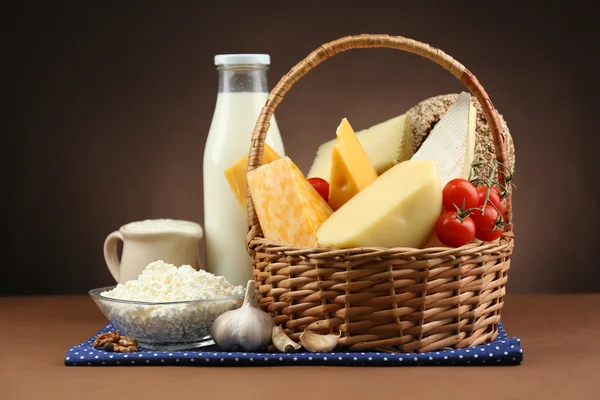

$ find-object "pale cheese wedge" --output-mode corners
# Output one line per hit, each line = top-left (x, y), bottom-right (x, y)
(316, 159), (442, 249)
(308, 114), (413, 179)
(410, 92), (476, 187)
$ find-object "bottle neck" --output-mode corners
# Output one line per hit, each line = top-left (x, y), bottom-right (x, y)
(217, 65), (269, 93)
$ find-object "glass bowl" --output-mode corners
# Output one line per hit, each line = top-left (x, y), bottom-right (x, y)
(89, 286), (244, 351)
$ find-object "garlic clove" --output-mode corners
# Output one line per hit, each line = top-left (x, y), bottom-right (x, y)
(272, 326), (302, 353)
(299, 330), (341, 353)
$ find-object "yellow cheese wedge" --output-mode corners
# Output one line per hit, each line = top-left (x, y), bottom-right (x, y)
(411, 92), (476, 187)
(316, 159), (442, 249)
(328, 118), (378, 210)
(308, 114), (413, 179)
(247, 157), (333, 247)
(224, 143), (282, 209)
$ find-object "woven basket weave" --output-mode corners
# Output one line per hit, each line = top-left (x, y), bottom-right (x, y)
(245, 34), (515, 353)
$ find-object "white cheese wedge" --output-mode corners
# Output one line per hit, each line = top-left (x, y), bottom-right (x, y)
(410, 92), (476, 188)
(308, 114), (413, 179)
(316, 159), (442, 249)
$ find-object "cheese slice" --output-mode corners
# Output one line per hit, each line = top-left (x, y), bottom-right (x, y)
(224, 143), (282, 209)
(316, 159), (442, 249)
(247, 157), (333, 247)
(308, 114), (413, 179)
(328, 118), (378, 210)
(411, 92), (476, 187)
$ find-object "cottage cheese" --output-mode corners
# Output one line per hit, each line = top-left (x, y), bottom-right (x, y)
(101, 260), (243, 302)
(97, 261), (245, 349)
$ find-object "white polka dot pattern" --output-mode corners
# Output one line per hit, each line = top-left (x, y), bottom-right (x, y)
(64, 323), (523, 367)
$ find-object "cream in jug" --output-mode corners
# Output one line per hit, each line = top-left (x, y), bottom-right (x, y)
(103, 219), (203, 284)
(203, 54), (285, 286)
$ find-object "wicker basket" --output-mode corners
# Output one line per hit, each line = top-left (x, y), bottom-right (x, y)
(245, 34), (515, 353)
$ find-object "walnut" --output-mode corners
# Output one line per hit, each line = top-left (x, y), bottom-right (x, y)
(103, 341), (138, 353)
(118, 336), (138, 348)
(93, 331), (138, 352)
(93, 331), (120, 349)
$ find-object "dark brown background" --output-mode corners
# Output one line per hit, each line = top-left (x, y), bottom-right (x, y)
(3, 1), (598, 295)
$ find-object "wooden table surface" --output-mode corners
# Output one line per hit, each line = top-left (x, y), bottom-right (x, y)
(1, 294), (599, 400)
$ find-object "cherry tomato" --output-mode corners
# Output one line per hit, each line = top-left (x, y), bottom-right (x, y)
(476, 186), (508, 215)
(489, 186), (502, 198)
(470, 205), (504, 241)
(307, 177), (329, 202)
(435, 211), (476, 247)
(442, 179), (479, 212)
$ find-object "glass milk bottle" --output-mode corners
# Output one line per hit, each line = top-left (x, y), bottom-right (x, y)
(203, 54), (285, 286)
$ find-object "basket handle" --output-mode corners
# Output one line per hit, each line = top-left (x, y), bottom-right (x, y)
(246, 34), (513, 242)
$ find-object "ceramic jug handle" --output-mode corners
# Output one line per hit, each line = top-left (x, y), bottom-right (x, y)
(103, 231), (123, 283)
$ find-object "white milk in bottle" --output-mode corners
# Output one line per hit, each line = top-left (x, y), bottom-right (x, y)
(203, 54), (285, 286)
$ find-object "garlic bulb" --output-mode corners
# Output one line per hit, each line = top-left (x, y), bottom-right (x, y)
(211, 280), (274, 351)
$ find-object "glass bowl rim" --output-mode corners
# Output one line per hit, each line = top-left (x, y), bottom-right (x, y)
(89, 285), (247, 306)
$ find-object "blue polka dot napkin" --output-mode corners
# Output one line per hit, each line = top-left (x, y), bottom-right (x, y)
(65, 323), (522, 367)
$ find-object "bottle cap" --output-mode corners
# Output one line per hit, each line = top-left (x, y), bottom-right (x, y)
(214, 54), (270, 66)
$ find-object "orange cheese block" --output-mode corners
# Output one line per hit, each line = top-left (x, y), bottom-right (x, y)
(224, 143), (282, 209)
(247, 157), (333, 247)
(328, 118), (378, 210)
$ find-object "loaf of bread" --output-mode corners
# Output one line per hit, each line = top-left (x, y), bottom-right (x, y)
(407, 94), (515, 173)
